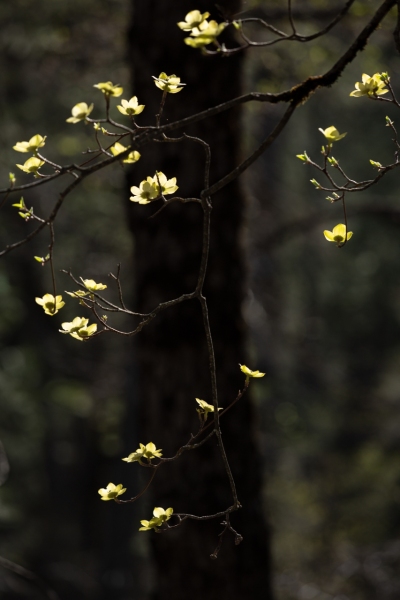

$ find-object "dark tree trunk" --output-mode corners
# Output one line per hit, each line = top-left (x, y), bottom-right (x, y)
(127, 1), (273, 598)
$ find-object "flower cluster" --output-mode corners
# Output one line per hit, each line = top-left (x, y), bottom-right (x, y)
(178, 10), (226, 48)
(12, 134), (46, 176)
(122, 442), (163, 463)
(139, 507), (173, 532)
(59, 317), (97, 341)
(66, 279), (107, 299)
(350, 73), (389, 98)
(130, 172), (178, 204)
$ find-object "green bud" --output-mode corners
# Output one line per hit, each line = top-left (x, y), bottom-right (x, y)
(296, 151), (310, 162)
(12, 197), (25, 210)
(370, 160), (382, 168)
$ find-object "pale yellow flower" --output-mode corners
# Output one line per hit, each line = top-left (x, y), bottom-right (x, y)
(59, 317), (97, 341)
(116, 97), (145, 116)
(130, 177), (159, 204)
(323, 224), (353, 246)
(139, 507), (173, 531)
(318, 126), (347, 143)
(122, 442), (163, 463)
(94, 81), (123, 97)
(35, 294), (65, 316)
(109, 142), (141, 164)
(177, 10), (210, 31)
(13, 134), (46, 153)
(66, 102), (94, 124)
(153, 72), (185, 94)
(239, 364), (265, 378)
(195, 398), (222, 414)
(153, 507), (173, 522)
(152, 171), (178, 196)
(184, 20), (226, 48)
(350, 73), (389, 98)
(16, 157), (45, 175)
(80, 278), (107, 292)
(139, 517), (162, 531)
(98, 483), (126, 501)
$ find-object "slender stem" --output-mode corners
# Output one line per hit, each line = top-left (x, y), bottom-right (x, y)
(156, 91), (168, 127)
(339, 194), (349, 249)
(48, 223), (57, 297)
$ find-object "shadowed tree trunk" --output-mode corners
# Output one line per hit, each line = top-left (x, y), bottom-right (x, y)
(127, 1), (273, 598)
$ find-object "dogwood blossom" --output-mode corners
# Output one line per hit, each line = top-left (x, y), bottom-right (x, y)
(122, 442), (163, 463)
(16, 157), (45, 175)
(94, 81), (123, 97)
(98, 483), (126, 501)
(35, 294), (65, 316)
(153, 171), (179, 196)
(13, 134), (46, 153)
(177, 10), (210, 31)
(184, 20), (226, 48)
(350, 73), (389, 98)
(117, 96), (145, 116)
(139, 507), (173, 531)
(239, 364), (265, 379)
(153, 72), (185, 94)
(318, 126), (347, 143)
(195, 398), (222, 414)
(138, 517), (162, 531)
(66, 102), (94, 123)
(323, 224), (353, 246)
(80, 278), (107, 292)
(109, 143), (141, 164)
(59, 317), (97, 341)
(130, 177), (159, 204)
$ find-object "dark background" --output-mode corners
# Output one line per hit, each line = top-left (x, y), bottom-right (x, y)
(1, 1), (400, 599)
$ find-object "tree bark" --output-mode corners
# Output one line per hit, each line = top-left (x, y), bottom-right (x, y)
(127, 1), (273, 598)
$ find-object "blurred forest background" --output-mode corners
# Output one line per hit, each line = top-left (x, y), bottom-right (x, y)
(1, 0), (400, 599)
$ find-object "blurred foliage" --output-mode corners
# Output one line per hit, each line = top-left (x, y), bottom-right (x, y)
(245, 1), (400, 599)
(0, 0), (138, 597)
(2, 0), (400, 599)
